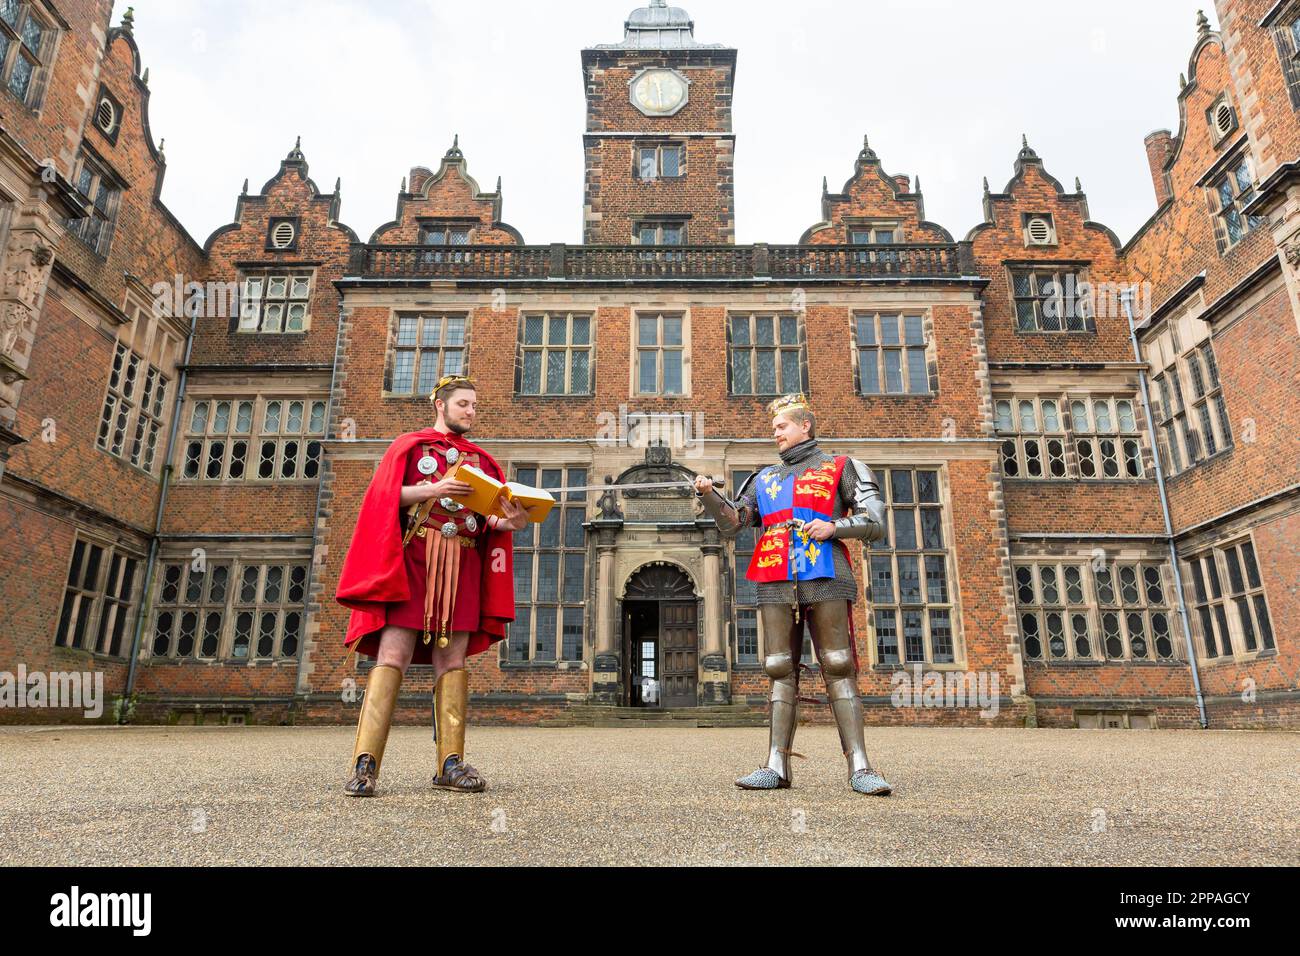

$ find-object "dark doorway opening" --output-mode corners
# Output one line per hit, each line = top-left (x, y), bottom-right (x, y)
(625, 601), (660, 708)
(621, 563), (699, 708)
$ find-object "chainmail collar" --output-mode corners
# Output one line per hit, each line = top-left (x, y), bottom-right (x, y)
(778, 438), (823, 467)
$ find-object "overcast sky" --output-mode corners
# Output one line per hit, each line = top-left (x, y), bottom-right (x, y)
(128, 0), (1211, 249)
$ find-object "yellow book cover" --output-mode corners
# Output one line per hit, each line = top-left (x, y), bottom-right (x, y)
(455, 466), (555, 524)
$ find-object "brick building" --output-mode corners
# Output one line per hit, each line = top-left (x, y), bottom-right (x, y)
(0, 1), (1295, 729)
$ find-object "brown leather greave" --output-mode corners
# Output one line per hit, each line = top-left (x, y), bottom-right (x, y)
(353, 664), (403, 773)
(434, 667), (469, 771)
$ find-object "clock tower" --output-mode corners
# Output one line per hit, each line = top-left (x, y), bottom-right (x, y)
(581, 1), (737, 245)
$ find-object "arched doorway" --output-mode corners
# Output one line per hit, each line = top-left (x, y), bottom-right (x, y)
(622, 562), (698, 708)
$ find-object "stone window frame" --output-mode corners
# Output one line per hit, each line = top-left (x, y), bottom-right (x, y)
(865, 466), (961, 668)
(1206, 151), (1265, 253)
(726, 311), (807, 397)
(1016, 557), (1180, 664)
(633, 219), (687, 245)
(53, 536), (141, 659)
(66, 147), (122, 257)
(729, 468), (761, 667)
(229, 564), (308, 661)
(97, 297), (180, 475)
(851, 311), (933, 396)
(516, 311), (595, 397)
(1008, 264), (1096, 334)
(417, 218), (476, 248)
(633, 310), (689, 397)
(995, 393), (1145, 481)
(384, 311), (469, 398)
(846, 220), (903, 269)
(847, 220), (901, 245)
(1184, 536), (1276, 662)
(1097, 561), (1177, 662)
(1151, 367), (1191, 476)
(1068, 396), (1144, 480)
(0, 0), (57, 111)
(237, 270), (313, 334)
(504, 465), (589, 664)
(179, 394), (326, 483)
(151, 559), (230, 661)
(1149, 328), (1232, 478)
(634, 140), (686, 182)
(150, 557), (306, 662)
(1267, 2), (1300, 110)
(1184, 340), (1232, 459)
(1013, 561), (1097, 662)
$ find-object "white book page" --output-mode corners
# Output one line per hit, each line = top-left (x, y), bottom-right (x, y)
(505, 482), (554, 502)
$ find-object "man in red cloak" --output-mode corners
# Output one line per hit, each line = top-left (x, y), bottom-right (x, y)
(335, 375), (527, 797)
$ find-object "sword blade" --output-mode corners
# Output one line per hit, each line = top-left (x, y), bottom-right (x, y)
(541, 479), (721, 495)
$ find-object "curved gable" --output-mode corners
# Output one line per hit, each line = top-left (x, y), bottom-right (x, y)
(799, 136), (953, 245)
(369, 138), (524, 245)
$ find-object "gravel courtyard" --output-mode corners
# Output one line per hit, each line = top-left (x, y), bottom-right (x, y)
(2, 724), (1295, 866)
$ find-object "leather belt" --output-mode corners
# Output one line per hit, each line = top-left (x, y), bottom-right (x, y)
(411, 525), (478, 546)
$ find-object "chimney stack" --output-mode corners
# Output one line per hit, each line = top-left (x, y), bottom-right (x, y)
(1144, 130), (1175, 206)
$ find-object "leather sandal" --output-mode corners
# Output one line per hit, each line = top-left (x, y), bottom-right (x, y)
(344, 753), (379, 797)
(432, 755), (487, 793)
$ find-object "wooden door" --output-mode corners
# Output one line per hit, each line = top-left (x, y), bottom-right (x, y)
(659, 601), (698, 708)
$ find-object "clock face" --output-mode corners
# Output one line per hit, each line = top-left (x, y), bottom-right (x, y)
(632, 69), (687, 116)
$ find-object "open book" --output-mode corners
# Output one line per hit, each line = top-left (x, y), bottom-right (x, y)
(453, 465), (555, 524)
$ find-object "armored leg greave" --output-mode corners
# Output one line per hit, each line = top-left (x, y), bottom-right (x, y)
(432, 667), (486, 793)
(759, 603), (803, 782)
(806, 602), (871, 776)
(345, 663), (403, 796)
(434, 667), (469, 771)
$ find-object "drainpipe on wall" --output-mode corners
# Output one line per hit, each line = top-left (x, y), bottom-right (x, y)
(123, 299), (199, 710)
(1121, 287), (1208, 729)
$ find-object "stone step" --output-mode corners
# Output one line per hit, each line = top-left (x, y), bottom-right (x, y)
(565, 705), (763, 715)
(539, 704), (770, 729)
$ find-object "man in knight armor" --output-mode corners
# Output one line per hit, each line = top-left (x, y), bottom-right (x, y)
(694, 393), (892, 795)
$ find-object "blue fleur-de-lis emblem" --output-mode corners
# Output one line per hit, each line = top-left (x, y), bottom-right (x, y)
(762, 470), (783, 501)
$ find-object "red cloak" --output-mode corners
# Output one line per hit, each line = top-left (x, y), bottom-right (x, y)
(336, 428), (515, 658)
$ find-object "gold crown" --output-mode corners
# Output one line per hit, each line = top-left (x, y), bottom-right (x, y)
(429, 374), (476, 401)
(768, 393), (811, 418)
